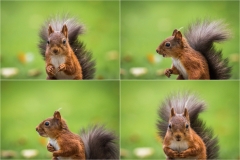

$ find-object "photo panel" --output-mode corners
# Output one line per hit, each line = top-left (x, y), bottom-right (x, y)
(121, 1), (239, 79)
(121, 81), (239, 159)
(1, 1), (120, 80)
(1, 81), (120, 159)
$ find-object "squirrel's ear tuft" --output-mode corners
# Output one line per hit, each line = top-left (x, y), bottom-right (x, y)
(53, 111), (61, 120)
(48, 24), (54, 36)
(172, 29), (178, 36)
(174, 31), (182, 42)
(183, 108), (190, 121)
(170, 108), (176, 117)
(61, 24), (68, 38)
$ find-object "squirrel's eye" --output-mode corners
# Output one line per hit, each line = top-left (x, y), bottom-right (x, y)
(44, 121), (50, 126)
(186, 124), (189, 129)
(165, 42), (171, 47)
(47, 40), (50, 44)
(63, 39), (66, 44)
(168, 124), (172, 129)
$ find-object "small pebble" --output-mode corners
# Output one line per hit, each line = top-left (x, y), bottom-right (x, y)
(1, 150), (17, 158)
(120, 68), (126, 75)
(0, 67), (19, 78)
(229, 53), (239, 62)
(120, 148), (130, 158)
(133, 147), (154, 158)
(130, 67), (148, 77)
(28, 69), (41, 77)
(156, 69), (165, 76)
(21, 149), (38, 158)
(106, 50), (119, 60)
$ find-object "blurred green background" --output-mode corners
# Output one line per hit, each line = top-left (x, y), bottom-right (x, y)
(121, 81), (239, 159)
(1, 1), (119, 79)
(121, 1), (239, 79)
(1, 81), (119, 159)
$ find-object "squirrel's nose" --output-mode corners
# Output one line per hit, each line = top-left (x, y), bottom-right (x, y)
(36, 127), (39, 132)
(176, 135), (181, 141)
(156, 49), (159, 53)
(53, 48), (59, 54)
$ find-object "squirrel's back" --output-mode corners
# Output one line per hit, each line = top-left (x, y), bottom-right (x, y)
(157, 92), (219, 159)
(184, 19), (231, 79)
(38, 14), (95, 79)
(80, 125), (119, 159)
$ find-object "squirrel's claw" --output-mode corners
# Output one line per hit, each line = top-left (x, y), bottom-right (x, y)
(178, 152), (186, 158)
(164, 69), (172, 78)
(57, 64), (66, 72)
(46, 65), (56, 76)
(47, 143), (56, 152)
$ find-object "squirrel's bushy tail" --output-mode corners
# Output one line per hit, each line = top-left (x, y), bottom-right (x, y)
(38, 14), (95, 79)
(157, 92), (219, 159)
(184, 19), (231, 79)
(80, 125), (119, 159)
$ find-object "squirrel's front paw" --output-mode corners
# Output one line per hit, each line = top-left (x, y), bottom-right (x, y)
(57, 64), (66, 72)
(167, 151), (179, 159)
(178, 152), (186, 158)
(47, 143), (55, 152)
(46, 65), (55, 76)
(52, 157), (58, 160)
(52, 151), (59, 157)
(164, 69), (172, 78)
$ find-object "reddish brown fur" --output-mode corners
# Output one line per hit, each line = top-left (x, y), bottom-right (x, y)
(36, 111), (85, 159)
(156, 29), (210, 80)
(163, 108), (206, 159)
(45, 24), (82, 80)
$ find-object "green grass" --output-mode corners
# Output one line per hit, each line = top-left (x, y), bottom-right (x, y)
(1, 1), (119, 79)
(121, 81), (239, 159)
(1, 81), (119, 159)
(121, 1), (239, 79)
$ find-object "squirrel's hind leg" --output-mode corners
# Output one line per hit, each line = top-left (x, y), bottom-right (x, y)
(46, 76), (57, 80)
(51, 157), (58, 160)
(73, 74), (83, 80)
(177, 75), (184, 80)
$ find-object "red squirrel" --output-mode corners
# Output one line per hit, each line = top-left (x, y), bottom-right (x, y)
(38, 15), (95, 80)
(156, 19), (231, 80)
(36, 111), (119, 159)
(157, 92), (219, 159)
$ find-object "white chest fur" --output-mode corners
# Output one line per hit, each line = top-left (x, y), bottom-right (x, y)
(51, 54), (65, 69)
(172, 58), (188, 79)
(169, 140), (189, 152)
(50, 55), (74, 79)
(49, 139), (72, 160)
(49, 138), (60, 151)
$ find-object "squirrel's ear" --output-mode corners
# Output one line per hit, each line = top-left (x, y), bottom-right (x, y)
(174, 31), (182, 42)
(170, 108), (176, 117)
(172, 29), (178, 36)
(48, 24), (54, 36)
(183, 108), (190, 121)
(53, 111), (61, 120)
(61, 24), (68, 38)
